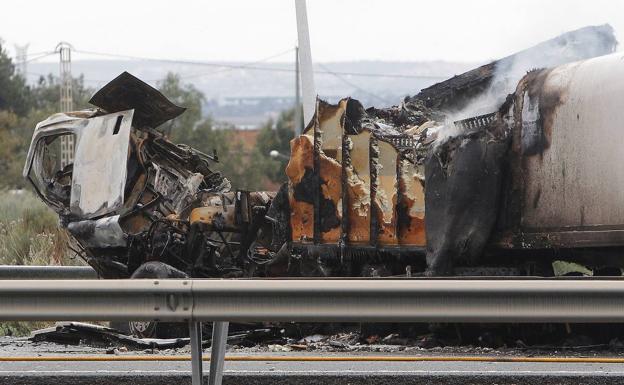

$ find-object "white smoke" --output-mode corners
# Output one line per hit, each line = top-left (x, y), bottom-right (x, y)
(447, 24), (617, 122)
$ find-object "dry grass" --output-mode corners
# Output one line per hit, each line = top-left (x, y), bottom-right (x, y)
(0, 189), (84, 335)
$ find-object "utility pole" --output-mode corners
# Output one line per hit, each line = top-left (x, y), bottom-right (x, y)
(294, 0), (316, 126)
(57, 42), (74, 168)
(14, 44), (29, 77)
(294, 45), (302, 135)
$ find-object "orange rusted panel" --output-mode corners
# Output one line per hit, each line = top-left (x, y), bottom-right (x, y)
(189, 206), (236, 230)
(346, 131), (371, 244)
(319, 153), (342, 242)
(286, 135), (315, 242)
(398, 159), (426, 246)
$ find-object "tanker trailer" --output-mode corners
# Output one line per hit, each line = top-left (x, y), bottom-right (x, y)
(489, 53), (624, 273)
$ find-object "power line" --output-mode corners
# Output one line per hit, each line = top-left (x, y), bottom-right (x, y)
(48, 48), (294, 85)
(23, 51), (56, 64)
(23, 50), (57, 58)
(318, 63), (392, 105)
(173, 48), (295, 81)
(72, 49), (449, 80)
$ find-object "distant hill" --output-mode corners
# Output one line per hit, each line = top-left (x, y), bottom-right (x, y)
(28, 59), (477, 128)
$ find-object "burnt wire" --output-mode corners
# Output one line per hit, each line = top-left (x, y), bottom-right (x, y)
(318, 63), (392, 105)
(206, 238), (241, 245)
(23, 51), (56, 64)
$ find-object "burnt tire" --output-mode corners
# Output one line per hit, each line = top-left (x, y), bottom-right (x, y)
(129, 261), (189, 339)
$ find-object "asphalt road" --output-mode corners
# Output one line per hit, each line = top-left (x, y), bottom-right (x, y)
(4, 357), (624, 384)
(4, 336), (624, 384)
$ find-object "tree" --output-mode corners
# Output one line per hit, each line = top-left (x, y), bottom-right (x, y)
(157, 73), (277, 191)
(255, 108), (296, 184)
(0, 111), (25, 188)
(0, 40), (94, 189)
(29, 74), (93, 112)
(157, 72), (205, 140)
(0, 40), (31, 116)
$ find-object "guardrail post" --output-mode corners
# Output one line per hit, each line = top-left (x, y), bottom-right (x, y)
(208, 321), (229, 385)
(189, 321), (203, 385)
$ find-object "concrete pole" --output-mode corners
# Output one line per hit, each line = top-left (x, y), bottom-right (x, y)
(295, 0), (316, 127)
(294, 46), (302, 135)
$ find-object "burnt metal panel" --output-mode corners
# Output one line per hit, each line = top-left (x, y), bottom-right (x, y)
(373, 140), (399, 245)
(317, 100), (347, 243)
(285, 135), (315, 243)
(89, 72), (186, 129)
(287, 97), (423, 249)
(398, 159), (426, 246)
(71, 110), (134, 218)
(346, 131), (371, 244)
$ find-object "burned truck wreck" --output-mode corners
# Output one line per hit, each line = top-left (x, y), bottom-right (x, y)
(23, 72), (277, 279)
(23, 24), (624, 287)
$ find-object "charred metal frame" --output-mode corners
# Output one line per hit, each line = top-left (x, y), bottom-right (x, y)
(290, 98), (427, 270)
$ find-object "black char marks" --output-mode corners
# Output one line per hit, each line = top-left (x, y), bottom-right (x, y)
(424, 131), (510, 276)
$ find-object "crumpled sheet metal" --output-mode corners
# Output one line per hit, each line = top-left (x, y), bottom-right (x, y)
(30, 322), (188, 349)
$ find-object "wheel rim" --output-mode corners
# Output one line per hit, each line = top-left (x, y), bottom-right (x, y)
(129, 321), (155, 338)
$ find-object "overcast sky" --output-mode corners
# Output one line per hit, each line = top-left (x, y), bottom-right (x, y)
(2, 0), (623, 63)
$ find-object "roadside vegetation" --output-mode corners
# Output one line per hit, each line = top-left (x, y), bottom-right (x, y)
(0, 189), (84, 336)
(0, 190), (80, 267)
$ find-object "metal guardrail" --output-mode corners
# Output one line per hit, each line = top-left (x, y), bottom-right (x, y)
(0, 265), (97, 279)
(2, 278), (624, 322)
(4, 278), (624, 385)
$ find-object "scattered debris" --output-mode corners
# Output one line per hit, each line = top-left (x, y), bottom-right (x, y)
(268, 344), (292, 352)
(299, 334), (327, 344)
(24, 321), (624, 358)
(29, 322), (281, 351)
(552, 260), (593, 277)
(365, 335), (380, 344)
(30, 322), (188, 350)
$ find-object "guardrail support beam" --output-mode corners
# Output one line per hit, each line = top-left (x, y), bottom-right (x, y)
(209, 321), (229, 385)
(189, 321), (203, 385)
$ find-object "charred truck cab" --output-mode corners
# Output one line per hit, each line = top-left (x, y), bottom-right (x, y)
(23, 73), (275, 280)
(23, 26), (624, 294)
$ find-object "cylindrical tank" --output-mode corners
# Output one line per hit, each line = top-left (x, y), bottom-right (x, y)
(499, 52), (624, 249)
